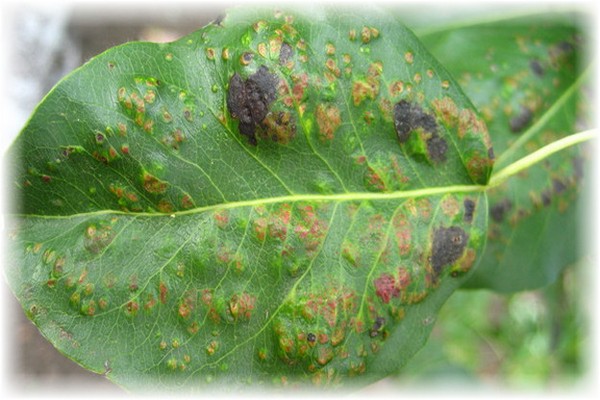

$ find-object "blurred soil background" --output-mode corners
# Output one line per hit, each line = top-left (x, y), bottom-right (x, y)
(1, 2), (589, 396)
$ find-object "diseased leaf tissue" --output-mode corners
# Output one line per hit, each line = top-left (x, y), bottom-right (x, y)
(5, 6), (588, 391)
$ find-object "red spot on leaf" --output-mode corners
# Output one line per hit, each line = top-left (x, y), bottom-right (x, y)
(229, 292), (256, 321)
(159, 281), (168, 304)
(374, 273), (400, 304)
(214, 210), (229, 228)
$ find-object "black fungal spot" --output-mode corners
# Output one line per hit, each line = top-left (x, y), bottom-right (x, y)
(279, 42), (294, 65)
(242, 52), (254, 64)
(541, 190), (552, 206)
(529, 59), (545, 77)
(552, 178), (567, 194)
(463, 199), (476, 223)
(226, 66), (278, 145)
(573, 157), (584, 180)
(509, 107), (533, 133)
(431, 226), (468, 276)
(557, 41), (574, 53)
(307, 333), (316, 343)
(490, 199), (512, 223)
(213, 14), (225, 26)
(393, 100), (447, 162)
(369, 317), (386, 338)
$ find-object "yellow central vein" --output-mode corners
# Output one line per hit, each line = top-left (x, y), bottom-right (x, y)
(15, 184), (486, 220)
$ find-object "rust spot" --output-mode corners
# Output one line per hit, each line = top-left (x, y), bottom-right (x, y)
(159, 281), (168, 304)
(229, 292), (256, 321)
(374, 273), (399, 304)
(260, 111), (296, 143)
(389, 81), (404, 97)
(142, 172), (167, 194)
(315, 104), (341, 142)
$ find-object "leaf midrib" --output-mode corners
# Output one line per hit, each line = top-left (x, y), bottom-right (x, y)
(15, 184), (486, 220)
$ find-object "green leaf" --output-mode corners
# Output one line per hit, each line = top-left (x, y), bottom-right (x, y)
(416, 12), (592, 291)
(5, 7), (493, 388)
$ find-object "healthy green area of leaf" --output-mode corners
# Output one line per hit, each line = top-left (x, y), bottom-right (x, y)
(416, 12), (592, 292)
(6, 7), (496, 389)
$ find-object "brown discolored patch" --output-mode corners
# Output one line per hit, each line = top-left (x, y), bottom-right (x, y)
(389, 81), (404, 97)
(431, 226), (468, 276)
(260, 111), (296, 143)
(142, 172), (167, 194)
(315, 104), (341, 142)
(351, 62), (383, 106)
(431, 97), (459, 127)
(394, 100), (447, 162)
(227, 66), (279, 145)
(159, 281), (168, 304)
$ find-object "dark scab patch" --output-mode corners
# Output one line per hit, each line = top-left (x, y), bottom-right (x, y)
(393, 100), (447, 162)
(490, 199), (512, 223)
(307, 333), (316, 343)
(426, 136), (448, 163)
(227, 66), (278, 145)
(431, 226), (468, 275)
(510, 107), (533, 133)
(463, 199), (476, 223)
(279, 42), (294, 65)
(529, 59), (544, 77)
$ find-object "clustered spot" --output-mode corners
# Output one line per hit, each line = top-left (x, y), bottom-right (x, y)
(393, 100), (447, 163)
(509, 106), (533, 133)
(431, 226), (468, 276)
(360, 26), (380, 44)
(351, 61), (383, 106)
(227, 66), (279, 145)
(260, 111), (297, 143)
